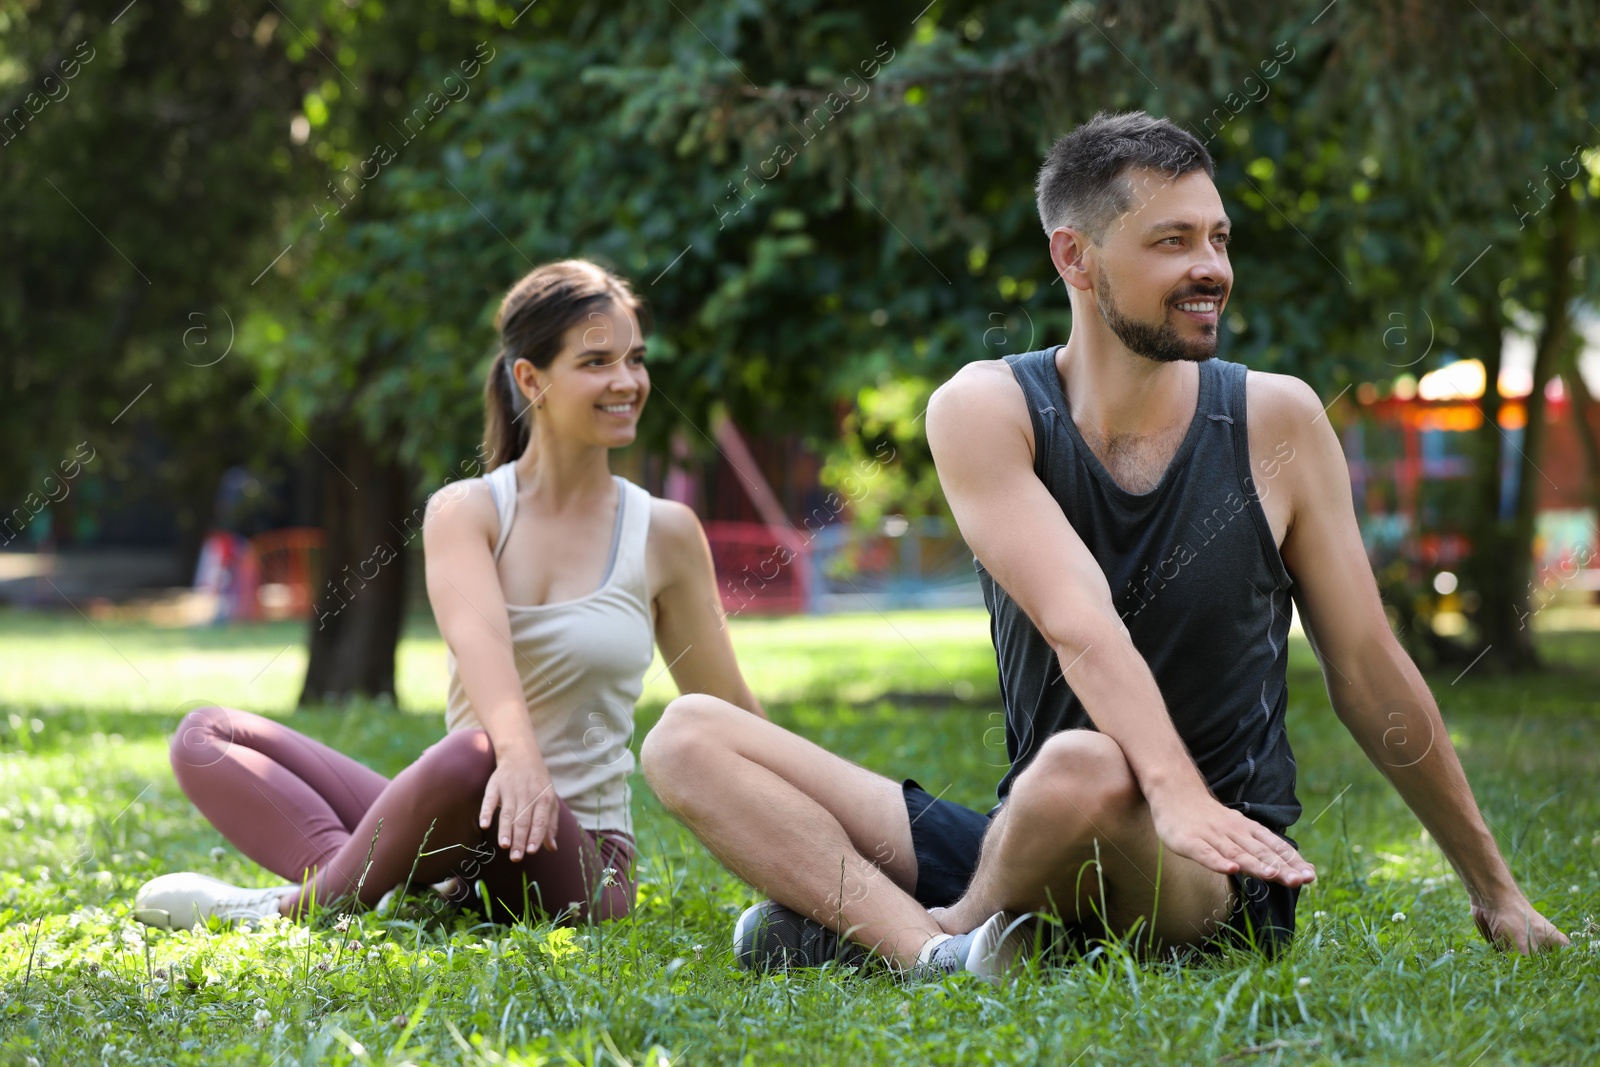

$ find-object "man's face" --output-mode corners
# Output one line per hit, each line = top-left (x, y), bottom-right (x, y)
(1090, 168), (1233, 364)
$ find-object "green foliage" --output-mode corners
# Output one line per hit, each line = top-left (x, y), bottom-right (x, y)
(5, 0), (1598, 688)
(6, 0), (1597, 502)
(0, 0), (318, 526)
(818, 375), (945, 529)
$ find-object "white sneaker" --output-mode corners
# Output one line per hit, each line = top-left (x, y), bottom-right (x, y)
(963, 911), (1036, 980)
(134, 872), (295, 930)
(913, 911), (1037, 982)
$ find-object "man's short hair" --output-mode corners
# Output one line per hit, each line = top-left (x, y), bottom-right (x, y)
(1035, 110), (1215, 243)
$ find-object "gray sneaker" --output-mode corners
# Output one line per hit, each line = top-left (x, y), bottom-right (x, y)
(912, 911), (1036, 982)
(733, 900), (869, 972)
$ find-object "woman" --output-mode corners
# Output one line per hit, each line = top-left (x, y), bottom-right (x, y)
(136, 259), (765, 929)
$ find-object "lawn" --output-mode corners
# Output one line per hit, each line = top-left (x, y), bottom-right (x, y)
(0, 607), (1596, 1065)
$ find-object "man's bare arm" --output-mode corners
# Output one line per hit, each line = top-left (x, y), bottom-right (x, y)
(1269, 373), (1568, 954)
(926, 362), (1313, 887)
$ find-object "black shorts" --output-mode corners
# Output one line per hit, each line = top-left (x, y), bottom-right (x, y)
(902, 778), (1299, 957)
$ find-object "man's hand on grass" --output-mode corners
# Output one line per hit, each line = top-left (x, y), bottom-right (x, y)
(1471, 897), (1570, 955)
(1149, 786), (1316, 888)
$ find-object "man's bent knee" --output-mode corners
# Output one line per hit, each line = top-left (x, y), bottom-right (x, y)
(640, 694), (737, 793)
(1007, 730), (1141, 836)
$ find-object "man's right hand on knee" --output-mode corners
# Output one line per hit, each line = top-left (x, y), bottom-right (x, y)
(1149, 784), (1315, 887)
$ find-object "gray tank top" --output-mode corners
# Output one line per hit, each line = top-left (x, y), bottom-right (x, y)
(979, 347), (1300, 832)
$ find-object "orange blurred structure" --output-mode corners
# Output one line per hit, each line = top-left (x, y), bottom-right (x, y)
(250, 527), (325, 620)
(1347, 361), (1599, 586)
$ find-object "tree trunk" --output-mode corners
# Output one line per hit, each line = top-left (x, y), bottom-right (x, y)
(1501, 186), (1577, 658)
(1460, 258), (1525, 667)
(1464, 189), (1577, 671)
(298, 415), (415, 707)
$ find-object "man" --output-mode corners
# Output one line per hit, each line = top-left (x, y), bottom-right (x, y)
(641, 110), (1567, 977)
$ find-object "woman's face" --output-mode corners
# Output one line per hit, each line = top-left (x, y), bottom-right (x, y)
(515, 302), (649, 449)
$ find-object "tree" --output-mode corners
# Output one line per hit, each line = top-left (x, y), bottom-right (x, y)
(0, 1), (326, 572)
(1317, 1), (1599, 669)
(20, 0), (1595, 711)
(140, 0), (1596, 700)
(239, 5), (549, 704)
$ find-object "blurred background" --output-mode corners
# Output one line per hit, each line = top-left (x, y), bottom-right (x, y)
(2, 0), (1597, 707)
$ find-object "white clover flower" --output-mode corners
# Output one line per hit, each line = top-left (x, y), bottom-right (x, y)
(600, 867), (620, 888)
(253, 1008), (272, 1030)
(1392, 911), (1407, 923)
(1297, 976), (1311, 988)
(210, 847), (227, 863)
(1312, 910), (1327, 919)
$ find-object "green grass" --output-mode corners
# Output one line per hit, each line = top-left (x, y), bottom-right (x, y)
(0, 607), (1596, 1065)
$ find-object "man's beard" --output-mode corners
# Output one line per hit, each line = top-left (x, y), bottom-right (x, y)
(1097, 267), (1219, 364)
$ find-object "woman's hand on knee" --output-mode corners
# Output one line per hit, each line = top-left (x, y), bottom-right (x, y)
(479, 748), (560, 861)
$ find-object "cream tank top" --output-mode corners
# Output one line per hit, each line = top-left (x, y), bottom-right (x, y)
(443, 463), (656, 836)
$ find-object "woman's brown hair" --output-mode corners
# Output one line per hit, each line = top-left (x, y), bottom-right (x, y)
(482, 259), (651, 471)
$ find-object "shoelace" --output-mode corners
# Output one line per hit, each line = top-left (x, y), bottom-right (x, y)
(213, 887), (291, 921)
(794, 917), (842, 964)
(907, 932), (972, 979)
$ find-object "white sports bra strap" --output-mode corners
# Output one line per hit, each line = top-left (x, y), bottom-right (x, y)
(486, 463), (517, 561)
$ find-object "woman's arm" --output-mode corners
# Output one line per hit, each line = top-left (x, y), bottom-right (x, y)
(648, 500), (767, 718)
(422, 480), (561, 859)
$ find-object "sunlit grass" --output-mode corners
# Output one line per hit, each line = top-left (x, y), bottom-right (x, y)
(0, 608), (1003, 718)
(0, 607), (1596, 1065)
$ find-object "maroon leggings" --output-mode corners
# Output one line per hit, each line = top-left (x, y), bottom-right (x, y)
(168, 706), (635, 923)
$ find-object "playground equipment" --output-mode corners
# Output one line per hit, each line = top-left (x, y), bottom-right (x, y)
(191, 527), (323, 622)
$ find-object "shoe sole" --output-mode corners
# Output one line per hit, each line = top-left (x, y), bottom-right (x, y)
(134, 907), (283, 931)
(733, 902), (775, 971)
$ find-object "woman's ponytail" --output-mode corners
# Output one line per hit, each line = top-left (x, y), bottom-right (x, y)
(481, 350), (530, 473)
